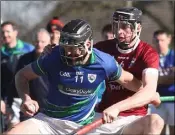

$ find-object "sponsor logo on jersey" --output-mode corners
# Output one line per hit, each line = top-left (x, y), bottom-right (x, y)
(109, 84), (125, 91)
(60, 71), (71, 77)
(76, 71), (84, 76)
(118, 56), (129, 60)
(58, 85), (94, 96)
(87, 74), (97, 83)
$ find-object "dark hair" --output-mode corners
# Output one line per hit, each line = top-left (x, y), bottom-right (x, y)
(101, 24), (113, 40)
(153, 30), (171, 37)
(1, 21), (18, 30)
(102, 24), (112, 35)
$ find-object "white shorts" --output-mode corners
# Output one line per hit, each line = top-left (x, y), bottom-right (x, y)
(30, 112), (143, 134)
(11, 98), (22, 124)
(149, 103), (174, 126)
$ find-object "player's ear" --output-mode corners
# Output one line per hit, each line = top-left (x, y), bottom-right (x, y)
(86, 39), (92, 48)
(137, 23), (142, 32)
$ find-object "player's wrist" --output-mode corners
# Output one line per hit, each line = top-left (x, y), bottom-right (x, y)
(112, 101), (129, 112)
(109, 104), (121, 113)
(22, 94), (32, 102)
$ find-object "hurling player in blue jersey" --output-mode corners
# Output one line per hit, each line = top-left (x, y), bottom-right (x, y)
(5, 19), (159, 134)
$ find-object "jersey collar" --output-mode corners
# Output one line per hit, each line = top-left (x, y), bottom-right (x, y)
(89, 51), (95, 64)
(116, 39), (140, 54)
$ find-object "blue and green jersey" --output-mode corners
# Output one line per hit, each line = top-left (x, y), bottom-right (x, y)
(31, 46), (122, 125)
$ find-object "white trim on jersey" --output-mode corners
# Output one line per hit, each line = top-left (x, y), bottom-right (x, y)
(142, 68), (159, 76)
(117, 39), (140, 54)
(44, 96), (98, 123)
(77, 97), (98, 122)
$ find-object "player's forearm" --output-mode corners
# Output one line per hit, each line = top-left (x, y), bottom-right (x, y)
(112, 86), (155, 112)
(15, 71), (31, 101)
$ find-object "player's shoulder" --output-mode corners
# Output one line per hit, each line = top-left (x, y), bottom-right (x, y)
(41, 46), (61, 63)
(93, 48), (121, 79)
(138, 40), (158, 57)
(48, 46), (60, 57)
(93, 48), (114, 59)
(94, 39), (115, 47)
(94, 39), (116, 52)
(93, 48), (116, 67)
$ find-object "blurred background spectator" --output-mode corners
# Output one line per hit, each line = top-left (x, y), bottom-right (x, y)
(1, 21), (35, 129)
(46, 17), (64, 45)
(101, 24), (114, 40)
(150, 30), (174, 135)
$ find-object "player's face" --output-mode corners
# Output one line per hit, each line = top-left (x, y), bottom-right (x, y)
(63, 45), (86, 59)
(154, 34), (171, 52)
(1, 24), (18, 45)
(113, 21), (134, 44)
(60, 44), (87, 66)
(60, 35), (92, 65)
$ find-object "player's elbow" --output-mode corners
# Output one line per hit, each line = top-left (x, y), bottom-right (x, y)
(119, 69), (135, 84)
(15, 64), (39, 83)
(142, 85), (157, 100)
(15, 69), (29, 83)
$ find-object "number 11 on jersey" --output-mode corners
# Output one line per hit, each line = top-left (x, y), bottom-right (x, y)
(75, 76), (84, 83)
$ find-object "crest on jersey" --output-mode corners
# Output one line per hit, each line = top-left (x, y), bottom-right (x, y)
(88, 74), (97, 83)
(128, 58), (136, 68)
(120, 61), (125, 67)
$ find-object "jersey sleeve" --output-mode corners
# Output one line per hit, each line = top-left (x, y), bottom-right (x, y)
(94, 41), (104, 51)
(105, 56), (122, 81)
(143, 47), (159, 69)
(31, 55), (50, 76)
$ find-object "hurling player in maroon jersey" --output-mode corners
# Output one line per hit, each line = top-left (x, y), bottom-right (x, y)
(94, 7), (164, 134)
